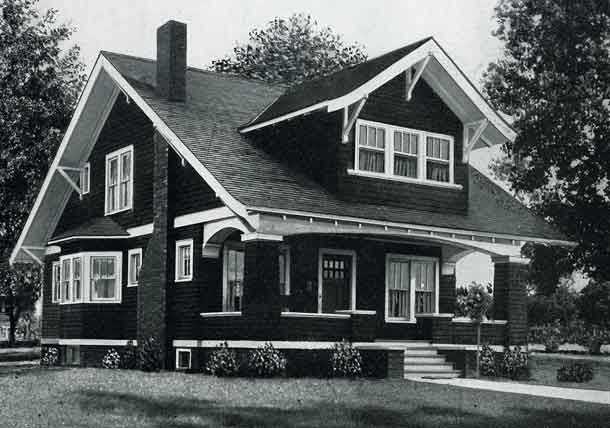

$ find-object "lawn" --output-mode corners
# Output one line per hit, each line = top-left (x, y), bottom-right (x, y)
(0, 366), (609, 428)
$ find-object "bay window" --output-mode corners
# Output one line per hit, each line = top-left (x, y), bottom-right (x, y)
(52, 252), (122, 304)
(105, 145), (133, 215)
(352, 120), (455, 186)
(385, 254), (439, 322)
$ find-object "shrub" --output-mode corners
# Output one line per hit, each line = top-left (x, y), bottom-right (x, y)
(244, 343), (286, 377)
(500, 345), (528, 380)
(536, 320), (563, 352)
(121, 340), (139, 369)
(330, 340), (362, 378)
(557, 361), (594, 383)
(480, 344), (497, 377)
(454, 286), (469, 317)
(101, 348), (121, 369)
(139, 337), (162, 372)
(205, 341), (239, 377)
(40, 347), (59, 367)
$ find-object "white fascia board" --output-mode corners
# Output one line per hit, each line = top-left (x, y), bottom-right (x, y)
(250, 206), (576, 247)
(99, 56), (255, 230)
(173, 206), (234, 229)
(10, 57), (106, 265)
(241, 39), (516, 143)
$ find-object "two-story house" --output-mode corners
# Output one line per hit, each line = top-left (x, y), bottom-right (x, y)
(10, 20), (571, 377)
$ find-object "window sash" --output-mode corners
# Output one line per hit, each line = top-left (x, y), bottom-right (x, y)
(52, 262), (61, 303)
(386, 256), (438, 321)
(355, 120), (453, 184)
(72, 257), (82, 301)
(225, 247), (244, 311)
(81, 164), (90, 194)
(177, 245), (191, 279)
(128, 251), (141, 285)
(91, 256), (117, 300)
(105, 146), (133, 214)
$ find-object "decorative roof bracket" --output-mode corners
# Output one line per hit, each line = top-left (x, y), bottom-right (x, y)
(462, 119), (488, 163)
(342, 96), (368, 143)
(405, 54), (432, 101)
(57, 166), (83, 200)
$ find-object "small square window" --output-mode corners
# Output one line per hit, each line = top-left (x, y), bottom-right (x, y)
(176, 348), (191, 370)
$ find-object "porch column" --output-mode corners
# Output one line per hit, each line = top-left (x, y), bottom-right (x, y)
(439, 262), (456, 313)
(492, 256), (529, 345)
(241, 235), (282, 319)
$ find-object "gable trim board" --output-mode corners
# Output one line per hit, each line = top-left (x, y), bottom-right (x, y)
(9, 54), (252, 265)
(239, 38), (516, 146)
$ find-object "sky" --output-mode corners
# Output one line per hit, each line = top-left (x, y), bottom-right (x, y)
(38, 0), (507, 286)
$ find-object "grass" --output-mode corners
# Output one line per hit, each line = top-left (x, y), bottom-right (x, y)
(525, 354), (610, 391)
(0, 366), (609, 428)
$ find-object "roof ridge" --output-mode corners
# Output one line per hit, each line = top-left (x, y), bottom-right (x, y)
(100, 50), (285, 88)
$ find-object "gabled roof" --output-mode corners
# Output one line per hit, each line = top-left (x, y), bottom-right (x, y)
(249, 37), (432, 126)
(48, 217), (128, 244)
(104, 53), (564, 242)
(10, 41), (569, 265)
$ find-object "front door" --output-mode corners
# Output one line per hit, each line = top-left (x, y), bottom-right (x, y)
(321, 253), (352, 313)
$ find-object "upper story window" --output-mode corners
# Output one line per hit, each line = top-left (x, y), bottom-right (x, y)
(53, 252), (122, 304)
(81, 163), (90, 195)
(175, 239), (193, 282)
(352, 120), (456, 187)
(105, 145), (133, 215)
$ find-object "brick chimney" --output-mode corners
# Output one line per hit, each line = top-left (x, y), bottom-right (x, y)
(156, 20), (187, 102)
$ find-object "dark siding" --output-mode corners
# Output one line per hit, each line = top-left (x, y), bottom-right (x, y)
(54, 96), (155, 234)
(337, 75), (468, 214)
(41, 236), (148, 340)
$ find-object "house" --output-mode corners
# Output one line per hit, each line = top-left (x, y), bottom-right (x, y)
(10, 21), (571, 377)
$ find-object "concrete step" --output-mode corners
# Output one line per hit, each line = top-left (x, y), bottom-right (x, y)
(404, 370), (461, 380)
(404, 349), (438, 356)
(404, 356), (447, 364)
(404, 363), (455, 372)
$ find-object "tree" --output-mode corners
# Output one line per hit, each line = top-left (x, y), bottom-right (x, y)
(578, 280), (610, 329)
(483, 0), (610, 280)
(464, 282), (493, 378)
(0, 0), (85, 345)
(522, 243), (573, 296)
(211, 13), (367, 85)
(0, 259), (41, 344)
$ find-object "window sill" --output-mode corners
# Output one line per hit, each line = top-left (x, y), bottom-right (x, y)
(335, 310), (377, 316)
(385, 318), (416, 324)
(281, 312), (350, 319)
(59, 300), (121, 305)
(200, 311), (242, 317)
(127, 283), (138, 287)
(415, 313), (452, 318)
(347, 169), (463, 190)
(174, 278), (193, 283)
(104, 206), (132, 216)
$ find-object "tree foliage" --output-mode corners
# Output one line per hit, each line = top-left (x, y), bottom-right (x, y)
(578, 280), (610, 328)
(211, 13), (367, 85)
(0, 0), (85, 344)
(483, 0), (610, 279)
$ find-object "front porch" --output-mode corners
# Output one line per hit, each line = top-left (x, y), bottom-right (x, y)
(188, 212), (531, 348)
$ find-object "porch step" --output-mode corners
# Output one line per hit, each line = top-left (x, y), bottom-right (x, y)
(402, 346), (462, 380)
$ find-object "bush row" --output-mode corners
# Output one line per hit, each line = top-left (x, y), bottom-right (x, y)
(528, 320), (610, 354)
(479, 344), (529, 380)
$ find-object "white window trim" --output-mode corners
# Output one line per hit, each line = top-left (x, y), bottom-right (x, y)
(55, 252), (122, 304)
(51, 261), (60, 303)
(127, 248), (143, 287)
(222, 242), (244, 312)
(175, 348), (192, 370)
(104, 145), (134, 215)
(89, 252), (123, 303)
(352, 119), (459, 189)
(175, 239), (194, 283)
(317, 248), (357, 314)
(81, 162), (90, 195)
(384, 254), (439, 323)
(279, 244), (291, 296)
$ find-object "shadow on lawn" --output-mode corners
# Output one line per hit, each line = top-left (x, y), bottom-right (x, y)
(74, 388), (610, 428)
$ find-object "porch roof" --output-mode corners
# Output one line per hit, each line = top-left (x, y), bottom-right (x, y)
(102, 52), (567, 243)
(48, 217), (128, 244)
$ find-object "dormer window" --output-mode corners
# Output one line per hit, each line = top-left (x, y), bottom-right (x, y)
(105, 145), (133, 215)
(351, 120), (456, 187)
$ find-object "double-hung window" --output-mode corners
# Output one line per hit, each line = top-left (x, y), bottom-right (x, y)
(72, 257), (82, 302)
(91, 255), (119, 301)
(105, 146), (133, 214)
(61, 259), (71, 303)
(357, 123), (386, 173)
(385, 255), (438, 322)
(353, 120), (455, 186)
(175, 239), (193, 282)
(128, 248), (142, 286)
(223, 244), (244, 311)
(81, 163), (90, 195)
(279, 245), (291, 296)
